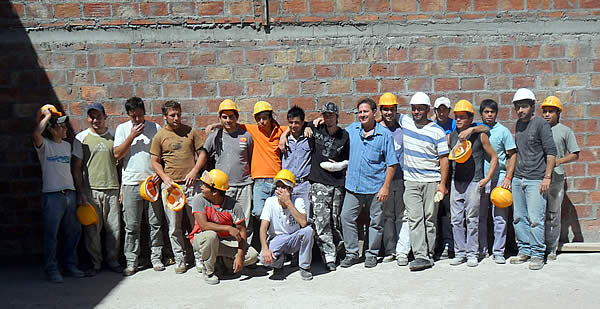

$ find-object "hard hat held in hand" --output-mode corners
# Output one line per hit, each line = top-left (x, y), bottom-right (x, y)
(448, 140), (472, 164)
(77, 203), (98, 226)
(491, 187), (513, 208)
(274, 169), (296, 188)
(165, 183), (186, 212)
(37, 104), (63, 122)
(140, 176), (159, 202)
(200, 169), (230, 191)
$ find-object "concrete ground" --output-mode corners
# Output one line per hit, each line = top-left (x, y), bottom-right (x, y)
(2, 253), (599, 308)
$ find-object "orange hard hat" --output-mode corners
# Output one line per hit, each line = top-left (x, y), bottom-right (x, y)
(165, 183), (186, 211)
(77, 203), (98, 226)
(491, 187), (513, 208)
(378, 92), (398, 106)
(37, 104), (63, 122)
(140, 176), (159, 202)
(540, 96), (563, 112)
(448, 140), (472, 164)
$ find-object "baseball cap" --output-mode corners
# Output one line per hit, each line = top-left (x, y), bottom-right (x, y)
(87, 103), (105, 114)
(321, 102), (339, 115)
(409, 92), (431, 106)
(434, 97), (451, 109)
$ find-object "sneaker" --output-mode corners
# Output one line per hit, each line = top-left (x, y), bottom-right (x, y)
(364, 256), (377, 268)
(396, 254), (409, 266)
(340, 255), (360, 268)
(123, 266), (136, 277)
(509, 253), (530, 264)
(47, 270), (64, 283)
(174, 260), (187, 274)
(466, 258), (478, 267)
(382, 254), (396, 263)
(195, 259), (206, 274)
(450, 256), (467, 266)
(64, 267), (85, 278)
(203, 272), (220, 285)
(270, 267), (286, 280)
(547, 251), (557, 261)
(409, 258), (433, 271)
(299, 268), (313, 280)
(440, 245), (450, 260)
(326, 262), (336, 272)
(529, 256), (544, 270)
(494, 255), (506, 264)
(153, 262), (165, 271)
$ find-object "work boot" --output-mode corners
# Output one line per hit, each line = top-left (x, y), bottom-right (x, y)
(509, 253), (530, 264)
(409, 258), (432, 271)
(450, 256), (467, 266)
(529, 257), (544, 270)
(364, 256), (377, 268)
(174, 260), (187, 274)
(203, 272), (220, 285)
(340, 255), (360, 268)
(299, 268), (313, 281)
(396, 254), (409, 266)
(493, 255), (506, 264)
(466, 258), (478, 267)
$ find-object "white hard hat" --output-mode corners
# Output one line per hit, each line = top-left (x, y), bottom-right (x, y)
(512, 88), (536, 103)
(410, 92), (431, 106)
(434, 97), (451, 109)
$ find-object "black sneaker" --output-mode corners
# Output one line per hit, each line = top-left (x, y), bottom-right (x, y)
(270, 267), (285, 280)
(364, 256), (377, 268)
(340, 256), (360, 268)
(409, 258), (433, 272)
(299, 268), (313, 280)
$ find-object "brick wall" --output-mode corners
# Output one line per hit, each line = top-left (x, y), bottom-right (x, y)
(1, 1), (599, 258)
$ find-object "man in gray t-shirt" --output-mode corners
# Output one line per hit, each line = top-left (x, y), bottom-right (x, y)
(200, 100), (254, 249)
(540, 96), (580, 260)
(509, 88), (557, 271)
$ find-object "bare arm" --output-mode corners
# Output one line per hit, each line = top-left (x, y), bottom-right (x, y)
(183, 149), (207, 187)
(276, 188), (307, 227)
(33, 110), (52, 148)
(438, 155), (449, 195)
(557, 152), (579, 166)
(72, 156), (88, 204)
(501, 149), (517, 189)
(540, 155), (556, 193)
(260, 219), (275, 264)
(458, 124), (489, 141)
(479, 133), (498, 188)
(377, 165), (396, 202)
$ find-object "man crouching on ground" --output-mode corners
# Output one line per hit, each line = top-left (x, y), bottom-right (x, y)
(259, 169), (315, 280)
(191, 169), (258, 285)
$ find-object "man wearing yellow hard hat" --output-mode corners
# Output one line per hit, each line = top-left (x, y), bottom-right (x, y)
(259, 169), (314, 280)
(190, 169), (258, 285)
(540, 96), (580, 261)
(447, 100), (498, 268)
(510, 88), (557, 270)
(33, 105), (84, 283)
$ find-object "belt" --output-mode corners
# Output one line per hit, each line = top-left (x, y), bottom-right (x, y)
(49, 189), (74, 195)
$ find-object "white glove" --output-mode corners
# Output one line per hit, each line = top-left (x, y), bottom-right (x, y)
(434, 191), (444, 203)
(320, 160), (349, 172)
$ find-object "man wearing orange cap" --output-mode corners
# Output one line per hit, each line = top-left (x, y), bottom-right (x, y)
(540, 96), (579, 261)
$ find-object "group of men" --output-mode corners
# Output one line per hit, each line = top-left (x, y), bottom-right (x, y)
(34, 86), (579, 284)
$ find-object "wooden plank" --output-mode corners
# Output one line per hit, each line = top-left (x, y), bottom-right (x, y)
(558, 243), (600, 252)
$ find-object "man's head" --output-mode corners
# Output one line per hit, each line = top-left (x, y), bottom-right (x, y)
(87, 103), (108, 132)
(512, 88), (536, 122)
(321, 102), (339, 128)
(274, 169), (296, 197)
(162, 100), (182, 129)
(253, 101), (274, 131)
(479, 99), (499, 127)
(287, 105), (305, 136)
(125, 97), (145, 125)
(378, 92), (398, 125)
(434, 97), (451, 123)
(409, 92), (431, 124)
(356, 98), (377, 127)
(453, 100), (474, 130)
(45, 115), (69, 140)
(200, 169), (230, 202)
(541, 96), (562, 126)
(218, 99), (239, 131)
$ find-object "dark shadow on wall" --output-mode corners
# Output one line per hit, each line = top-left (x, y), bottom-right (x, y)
(0, 2), (123, 307)
(560, 181), (584, 243)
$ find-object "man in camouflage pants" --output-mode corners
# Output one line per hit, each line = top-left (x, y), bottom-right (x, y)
(307, 103), (350, 271)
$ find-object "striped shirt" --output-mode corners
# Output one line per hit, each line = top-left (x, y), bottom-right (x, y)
(400, 114), (449, 182)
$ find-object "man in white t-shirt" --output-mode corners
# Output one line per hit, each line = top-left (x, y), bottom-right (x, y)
(114, 97), (165, 276)
(259, 169), (314, 280)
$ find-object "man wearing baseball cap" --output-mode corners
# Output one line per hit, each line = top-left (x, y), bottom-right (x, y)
(72, 102), (122, 275)
(510, 88), (557, 270)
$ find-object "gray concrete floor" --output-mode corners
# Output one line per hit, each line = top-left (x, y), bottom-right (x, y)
(2, 253), (599, 308)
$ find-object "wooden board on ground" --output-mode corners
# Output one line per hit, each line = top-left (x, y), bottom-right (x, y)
(558, 243), (600, 252)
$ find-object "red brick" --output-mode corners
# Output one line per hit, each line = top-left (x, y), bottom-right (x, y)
(474, 0), (498, 11)
(586, 134), (600, 147)
(133, 53), (159, 66)
(356, 80), (378, 93)
(391, 0), (417, 12)
(342, 64), (368, 78)
(437, 47), (461, 59)
(554, 0), (576, 9)
(461, 78), (484, 90)
(108, 85), (134, 98)
(591, 192), (600, 203)
(282, 0), (307, 14)
(502, 61), (526, 74)
(161, 52), (187, 65)
(408, 78), (432, 91)
(380, 79), (405, 92)
(500, 0), (524, 10)
(150, 68), (177, 82)
(290, 97), (316, 111)
(310, 0), (334, 13)
(527, 0), (551, 9)
(123, 69), (148, 82)
(198, 2), (224, 15)
(141, 3), (167, 16)
(489, 46), (513, 59)
(84, 3), (111, 17)
(421, 63), (448, 75)
(370, 64), (394, 77)
(163, 84), (188, 97)
(316, 65), (339, 78)
(449, 62), (473, 74)
(169, 2), (195, 16)
(247, 82), (272, 96)
(95, 70), (121, 83)
(447, 0), (471, 11)
(219, 82), (243, 96)
(396, 63), (420, 76)
(191, 82), (218, 97)
(487, 77), (511, 90)
(104, 53), (130, 67)
(410, 47), (434, 61)
(573, 177), (597, 190)
(463, 46), (487, 59)
(218, 50), (243, 64)
(301, 80), (326, 95)
(528, 61), (552, 73)
(420, 0), (443, 11)
(289, 65), (315, 79)
(274, 81), (299, 95)
(475, 62), (499, 74)
(513, 76), (536, 88)
(435, 78), (459, 91)
(328, 48), (352, 62)
(541, 45), (565, 58)
(246, 50), (272, 64)
(81, 86), (106, 100)
(365, 0), (389, 12)
(388, 48), (407, 61)
(25, 3), (51, 18)
(54, 3), (81, 18)
(516, 45), (540, 58)
(336, 0), (361, 12)
(228, 1), (252, 15)
(328, 80), (352, 94)
(190, 51), (216, 65)
(175, 69), (201, 81)
(581, 0), (600, 8)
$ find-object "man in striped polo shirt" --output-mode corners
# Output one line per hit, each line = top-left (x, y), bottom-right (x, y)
(400, 92), (450, 271)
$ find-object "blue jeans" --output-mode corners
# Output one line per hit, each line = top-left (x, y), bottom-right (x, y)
(512, 177), (547, 258)
(42, 190), (81, 273)
(252, 178), (274, 218)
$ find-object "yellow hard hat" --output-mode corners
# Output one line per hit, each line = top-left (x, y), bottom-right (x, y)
(140, 176), (159, 202)
(274, 169), (296, 188)
(37, 104), (63, 122)
(453, 100), (474, 114)
(253, 101), (273, 116)
(541, 96), (563, 112)
(200, 169), (230, 191)
(378, 92), (398, 106)
(491, 187), (513, 208)
(218, 99), (239, 114)
(448, 140), (472, 164)
(165, 183), (186, 211)
(77, 203), (98, 226)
